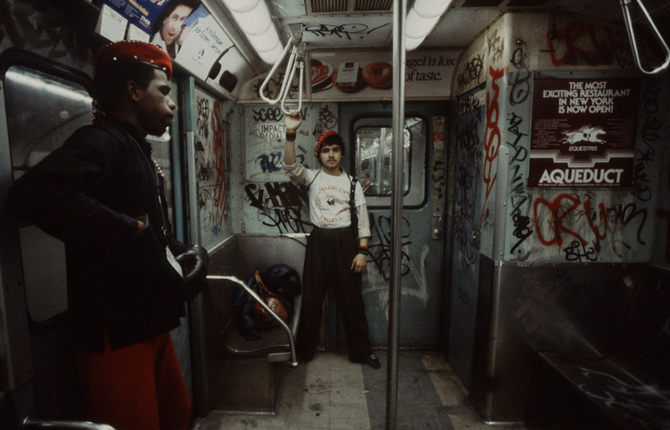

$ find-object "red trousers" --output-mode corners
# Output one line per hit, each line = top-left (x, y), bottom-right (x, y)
(76, 332), (190, 430)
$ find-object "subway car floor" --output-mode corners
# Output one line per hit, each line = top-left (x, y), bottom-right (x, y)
(192, 351), (546, 430)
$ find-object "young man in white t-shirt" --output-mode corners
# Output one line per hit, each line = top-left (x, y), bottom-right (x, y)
(283, 109), (381, 369)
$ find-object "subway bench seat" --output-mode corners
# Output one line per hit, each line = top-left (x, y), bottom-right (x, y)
(537, 265), (670, 430)
(204, 234), (305, 414)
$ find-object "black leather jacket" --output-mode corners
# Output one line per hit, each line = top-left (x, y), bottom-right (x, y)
(6, 118), (188, 352)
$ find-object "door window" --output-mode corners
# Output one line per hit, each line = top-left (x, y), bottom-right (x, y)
(354, 116), (426, 207)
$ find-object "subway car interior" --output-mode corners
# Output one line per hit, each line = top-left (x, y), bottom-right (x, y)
(1, 0), (670, 429)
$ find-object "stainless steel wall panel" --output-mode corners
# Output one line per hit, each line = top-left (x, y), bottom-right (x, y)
(471, 256), (640, 423)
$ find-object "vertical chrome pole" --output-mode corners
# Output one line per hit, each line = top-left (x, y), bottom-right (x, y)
(386, 0), (406, 429)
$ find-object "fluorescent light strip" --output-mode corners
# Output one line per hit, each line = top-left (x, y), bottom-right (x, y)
(222, 0), (283, 64)
(405, 0), (454, 51)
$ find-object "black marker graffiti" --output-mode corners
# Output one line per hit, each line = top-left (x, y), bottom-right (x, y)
(368, 214), (412, 280)
(457, 53), (484, 90)
(508, 47), (531, 106)
(563, 240), (599, 262)
(304, 22), (391, 40)
(578, 367), (670, 429)
(244, 181), (307, 211)
(454, 115), (482, 270)
(256, 152), (283, 173)
(487, 28), (504, 65)
(318, 104), (338, 130)
(632, 79), (661, 203)
(252, 107), (309, 123)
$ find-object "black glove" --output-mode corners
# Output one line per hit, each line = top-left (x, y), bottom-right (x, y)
(176, 245), (209, 301)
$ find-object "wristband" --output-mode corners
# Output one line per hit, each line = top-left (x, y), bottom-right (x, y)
(286, 130), (296, 141)
(357, 246), (369, 256)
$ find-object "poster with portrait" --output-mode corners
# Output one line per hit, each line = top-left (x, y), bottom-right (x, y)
(528, 78), (640, 188)
(173, 6), (234, 80)
(96, 0), (167, 36)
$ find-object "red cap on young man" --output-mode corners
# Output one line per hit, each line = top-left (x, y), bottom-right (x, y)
(95, 40), (173, 80)
(315, 130), (339, 157)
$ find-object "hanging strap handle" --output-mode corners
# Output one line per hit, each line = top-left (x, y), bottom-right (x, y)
(258, 24), (305, 114)
(620, 0), (670, 75)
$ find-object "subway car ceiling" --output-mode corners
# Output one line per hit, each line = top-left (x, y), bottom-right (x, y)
(193, 0), (670, 100)
(54, 0), (670, 105)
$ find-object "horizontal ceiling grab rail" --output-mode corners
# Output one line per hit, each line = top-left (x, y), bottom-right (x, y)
(258, 24), (305, 114)
(620, 0), (670, 75)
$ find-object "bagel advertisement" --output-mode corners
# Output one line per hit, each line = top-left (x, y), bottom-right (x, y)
(310, 50), (460, 100)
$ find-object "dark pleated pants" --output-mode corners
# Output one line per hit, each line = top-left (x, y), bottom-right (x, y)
(296, 227), (373, 362)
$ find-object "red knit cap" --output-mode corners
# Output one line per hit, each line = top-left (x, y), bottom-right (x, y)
(315, 130), (339, 157)
(96, 40), (173, 80)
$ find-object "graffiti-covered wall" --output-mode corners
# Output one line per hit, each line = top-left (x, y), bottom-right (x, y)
(448, 11), (670, 389)
(451, 12), (668, 267)
(448, 13), (515, 389)
(448, 84), (486, 389)
(193, 88), (233, 249)
(230, 103), (338, 235)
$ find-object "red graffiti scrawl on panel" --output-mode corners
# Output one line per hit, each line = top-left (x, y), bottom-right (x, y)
(545, 21), (617, 67)
(533, 193), (608, 253)
(481, 66), (506, 221)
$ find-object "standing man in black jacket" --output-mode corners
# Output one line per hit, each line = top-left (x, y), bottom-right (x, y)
(5, 41), (207, 430)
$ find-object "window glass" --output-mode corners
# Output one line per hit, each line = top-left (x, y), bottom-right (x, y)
(356, 126), (411, 196)
(5, 65), (93, 324)
(354, 117), (426, 207)
(147, 123), (176, 226)
(7, 66), (93, 178)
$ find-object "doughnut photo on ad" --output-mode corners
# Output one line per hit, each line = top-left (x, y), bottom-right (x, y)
(362, 62), (392, 89)
(311, 59), (333, 93)
(309, 50), (458, 100)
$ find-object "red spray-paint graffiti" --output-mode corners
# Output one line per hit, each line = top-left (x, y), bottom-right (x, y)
(533, 193), (608, 253)
(545, 21), (618, 67)
(481, 66), (507, 221)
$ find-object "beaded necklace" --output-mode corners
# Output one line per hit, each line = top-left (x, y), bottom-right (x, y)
(151, 157), (166, 180)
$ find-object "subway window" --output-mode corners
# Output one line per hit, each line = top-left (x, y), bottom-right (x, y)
(5, 64), (94, 324)
(354, 116), (426, 207)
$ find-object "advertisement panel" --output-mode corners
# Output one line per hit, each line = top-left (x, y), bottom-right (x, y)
(528, 78), (640, 188)
(310, 50), (459, 100)
(96, 0), (246, 94)
(173, 7), (234, 81)
(96, 0), (168, 37)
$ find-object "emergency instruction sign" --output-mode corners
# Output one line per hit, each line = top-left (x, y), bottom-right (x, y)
(528, 78), (640, 188)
